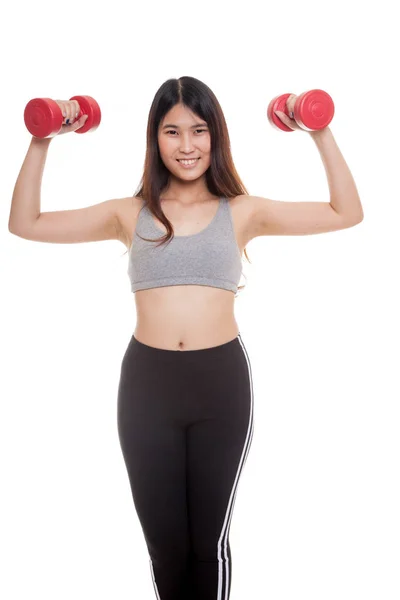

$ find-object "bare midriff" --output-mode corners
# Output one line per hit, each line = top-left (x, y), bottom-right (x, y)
(133, 285), (240, 351)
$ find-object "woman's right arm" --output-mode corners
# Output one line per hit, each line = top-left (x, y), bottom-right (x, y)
(8, 133), (128, 245)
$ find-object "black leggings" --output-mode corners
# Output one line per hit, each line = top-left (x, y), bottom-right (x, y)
(117, 333), (254, 600)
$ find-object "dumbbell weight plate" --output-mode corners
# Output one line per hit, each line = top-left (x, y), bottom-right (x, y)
(267, 93), (294, 132)
(294, 89), (334, 131)
(24, 98), (63, 138)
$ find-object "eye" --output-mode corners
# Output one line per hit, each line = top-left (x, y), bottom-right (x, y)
(166, 129), (207, 135)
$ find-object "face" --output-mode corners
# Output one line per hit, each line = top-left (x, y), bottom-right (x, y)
(157, 103), (211, 180)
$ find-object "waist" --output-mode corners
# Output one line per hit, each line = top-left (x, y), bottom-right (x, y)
(133, 326), (240, 351)
(133, 286), (238, 350)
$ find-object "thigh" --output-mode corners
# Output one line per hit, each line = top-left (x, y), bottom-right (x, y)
(117, 338), (190, 558)
(186, 336), (255, 556)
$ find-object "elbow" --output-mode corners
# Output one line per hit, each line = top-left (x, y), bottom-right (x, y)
(355, 212), (364, 224)
(346, 211), (364, 227)
(8, 224), (26, 238)
(347, 214), (364, 229)
(8, 222), (20, 235)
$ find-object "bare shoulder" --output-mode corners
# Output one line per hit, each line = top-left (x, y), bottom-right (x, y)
(228, 194), (258, 245)
(116, 196), (143, 248)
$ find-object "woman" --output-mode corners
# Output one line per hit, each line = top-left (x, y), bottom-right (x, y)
(9, 76), (363, 600)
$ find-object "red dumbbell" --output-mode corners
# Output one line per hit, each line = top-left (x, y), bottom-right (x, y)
(267, 89), (334, 132)
(24, 95), (101, 138)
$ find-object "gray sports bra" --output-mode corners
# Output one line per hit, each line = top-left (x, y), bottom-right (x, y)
(127, 196), (243, 294)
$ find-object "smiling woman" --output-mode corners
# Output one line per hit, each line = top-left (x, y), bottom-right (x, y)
(131, 77), (252, 287)
(8, 74), (363, 600)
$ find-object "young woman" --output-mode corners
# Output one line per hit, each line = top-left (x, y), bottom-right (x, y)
(9, 76), (363, 600)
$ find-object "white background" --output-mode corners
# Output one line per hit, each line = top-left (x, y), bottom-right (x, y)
(1, 1), (399, 599)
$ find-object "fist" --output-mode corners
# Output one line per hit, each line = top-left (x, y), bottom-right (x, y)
(54, 99), (88, 135)
(273, 94), (305, 132)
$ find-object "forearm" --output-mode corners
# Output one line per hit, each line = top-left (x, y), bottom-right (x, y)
(310, 127), (364, 222)
(8, 136), (53, 233)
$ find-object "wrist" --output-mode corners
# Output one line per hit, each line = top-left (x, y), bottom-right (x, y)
(308, 126), (332, 141)
(30, 135), (53, 147)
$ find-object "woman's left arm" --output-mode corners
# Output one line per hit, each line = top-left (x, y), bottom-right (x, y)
(309, 127), (364, 222)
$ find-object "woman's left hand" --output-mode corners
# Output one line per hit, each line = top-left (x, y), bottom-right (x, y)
(274, 94), (306, 132)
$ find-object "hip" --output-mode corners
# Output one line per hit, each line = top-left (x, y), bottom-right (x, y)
(117, 331), (253, 423)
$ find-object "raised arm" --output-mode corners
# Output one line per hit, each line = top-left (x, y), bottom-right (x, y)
(8, 136), (127, 244)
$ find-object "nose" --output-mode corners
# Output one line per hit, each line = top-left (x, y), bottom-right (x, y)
(179, 133), (197, 152)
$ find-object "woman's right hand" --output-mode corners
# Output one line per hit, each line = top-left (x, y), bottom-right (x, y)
(54, 99), (89, 135)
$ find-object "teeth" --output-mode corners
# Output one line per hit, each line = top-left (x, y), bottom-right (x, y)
(178, 159), (198, 165)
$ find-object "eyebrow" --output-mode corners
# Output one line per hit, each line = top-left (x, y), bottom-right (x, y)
(162, 122), (208, 129)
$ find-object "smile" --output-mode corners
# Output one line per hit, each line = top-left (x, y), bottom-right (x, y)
(176, 158), (201, 168)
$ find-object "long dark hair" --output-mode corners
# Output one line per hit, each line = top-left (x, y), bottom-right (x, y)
(125, 75), (251, 295)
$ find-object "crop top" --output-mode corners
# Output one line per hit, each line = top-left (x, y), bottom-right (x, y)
(127, 196), (243, 294)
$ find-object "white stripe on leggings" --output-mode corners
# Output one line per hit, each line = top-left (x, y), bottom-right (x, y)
(149, 557), (161, 599)
(217, 332), (255, 600)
